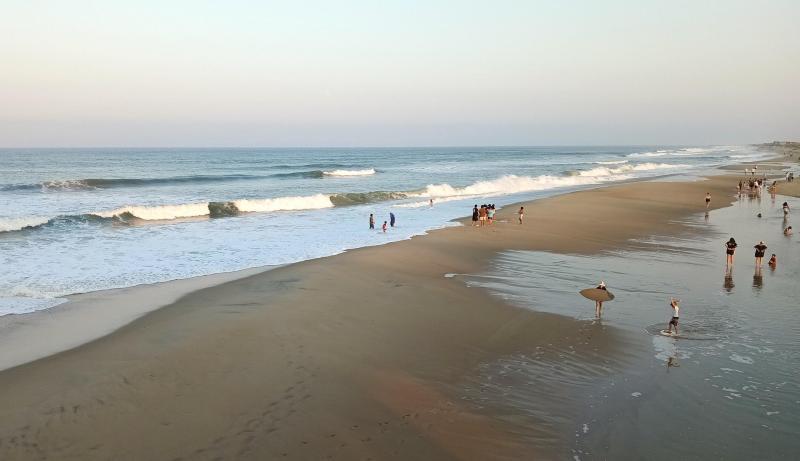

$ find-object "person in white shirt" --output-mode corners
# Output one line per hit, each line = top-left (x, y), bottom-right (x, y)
(666, 298), (680, 335)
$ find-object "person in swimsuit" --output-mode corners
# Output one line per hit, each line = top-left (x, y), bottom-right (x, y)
(705, 192), (711, 209)
(785, 226), (793, 236)
(782, 202), (790, 215)
(768, 254), (777, 269)
(753, 240), (767, 266)
(595, 281), (607, 317)
(472, 205), (479, 226)
(389, 212), (396, 228)
(725, 237), (737, 265)
(518, 206), (524, 224)
(382, 221), (387, 233)
(369, 213), (375, 230)
(478, 205), (487, 226)
(666, 298), (680, 335)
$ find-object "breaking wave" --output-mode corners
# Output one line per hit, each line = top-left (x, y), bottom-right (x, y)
(1, 174), (265, 192)
(323, 168), (376, 176)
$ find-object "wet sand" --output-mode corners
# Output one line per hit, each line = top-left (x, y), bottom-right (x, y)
(0, 156), (796, 460)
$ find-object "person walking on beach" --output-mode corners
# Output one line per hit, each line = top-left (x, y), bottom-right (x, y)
(725, 237), (738, 265)
(389, 212), (396, 228)
(754, 241), (767, 266)
(382, 221), (387, 233)
(487, 205), (495, 225)
(472, 205), (479, 226)
(782, 202), (790, 216)
(518, 206), (524, 224)
(705, 192), (711, 209)
(369, 213), (375, 230)
(666, 298), (680, 336)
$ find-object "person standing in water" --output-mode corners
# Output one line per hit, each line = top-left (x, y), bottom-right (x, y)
(666, 298), (680, 336)
(782, 202), (790, 216)
(389, 212), (396, 228)
(595, 281), (607, 317)
(768, 254), (777, 269)
(754, 241), (767, 266)
(725, 237), (738, 266)
(382, 221), (387, 233)
(705, 192), (711, 209)
(429, 198), (434, 207)
(518, 206), (524, 224)
(369, 213), (375, 230)
(785, 226), (793, 236)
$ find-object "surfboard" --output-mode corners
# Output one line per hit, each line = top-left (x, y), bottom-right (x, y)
(660, 330), (677, 337)
(580, 288), (615, 302)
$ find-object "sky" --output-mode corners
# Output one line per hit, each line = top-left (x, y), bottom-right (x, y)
(1, 0), (798, 147)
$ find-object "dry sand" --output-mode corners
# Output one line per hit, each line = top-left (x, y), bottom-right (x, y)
(0, 156), (796, 460)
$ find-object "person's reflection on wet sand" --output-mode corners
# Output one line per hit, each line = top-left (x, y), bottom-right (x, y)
(753, 266), (763, 289)
(723, 267), (735, 292)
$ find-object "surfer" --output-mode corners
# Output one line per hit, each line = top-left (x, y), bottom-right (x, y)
(595, 281), (607, 317)
(518, 206), (524, 224)
(666, 298), (680, 336)
(369, 213), (375, 230)
(389, 212), (396, 228)
(754, 241), (767, 266)
(705, 192), (711, 209)
(725, 237), (737, 266)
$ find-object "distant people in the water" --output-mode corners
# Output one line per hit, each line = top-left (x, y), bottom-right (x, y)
(782, 202), (790, 215)
(472, 205), (479, 226)
(518, 206), (524, 224)
(369, 213), (375, 230)
(705, 192), (711, 209)
(754, 241), (767, 266)
(429, 198), (434, 207)
(784, 226), (793, 236)
(382, 221), (387, 233)
(389, 212), (396, 228)
(666, 298), (680, 336)
(768, 254), (777, 269)
(725, 237), (738, 265)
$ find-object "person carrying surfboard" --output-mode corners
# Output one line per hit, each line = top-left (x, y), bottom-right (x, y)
(666, 298), (680, 336)
(595, 281), (607, 317)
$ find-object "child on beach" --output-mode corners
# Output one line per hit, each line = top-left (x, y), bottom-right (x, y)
(382, 221), (387, 233)
(725, 237), (737, 265)
(518, 206), (524, 224)
(705, 192), (711, 209)
(666, 298), (680, 335)
(487, 205), (495, 224)
(784, 226), (793, 236)
(768, 254), (777, 269)
(782, 202), (790, 215)
(369, 213), (375, 230)
(753, 241), (767, 266)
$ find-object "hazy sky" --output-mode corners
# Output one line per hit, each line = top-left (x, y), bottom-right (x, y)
(1, 0), (798, 147)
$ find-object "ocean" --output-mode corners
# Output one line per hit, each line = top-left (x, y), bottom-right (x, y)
(0, 145), (769, 315)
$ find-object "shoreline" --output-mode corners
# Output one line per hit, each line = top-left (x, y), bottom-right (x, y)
(0, 152), (797, 459)
(1, 152), (796, 373)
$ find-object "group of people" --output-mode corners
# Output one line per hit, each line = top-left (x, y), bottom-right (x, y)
(471, 204), (496, 226)
(369, 212), (396, 233)
(470, 204), (526, 226)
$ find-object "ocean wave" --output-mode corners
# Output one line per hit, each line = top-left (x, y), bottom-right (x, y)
(595, 160), (629, 165)
(575, 162), (689, 178)
(1, 174), (265, 192)
(269, 170), (326, 179)
(330, 191), (407, 206)
(627, 147), (715, 158)
(323, 168), (376, 177)
(233, 194), (334, 212)
(0, 216), (52, 233)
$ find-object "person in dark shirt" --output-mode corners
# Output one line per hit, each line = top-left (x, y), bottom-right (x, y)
(753, 241), (767, 266)
(725, 237), (737, 266)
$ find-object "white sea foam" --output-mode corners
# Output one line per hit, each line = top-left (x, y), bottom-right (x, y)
(98, 203), (211, 220)
(595, 160), (628, 165)
(577, 162), (689, 177)
(234, 194), (334, 212)
(0, 216), (51, 232)
(323, 168), (376, 176)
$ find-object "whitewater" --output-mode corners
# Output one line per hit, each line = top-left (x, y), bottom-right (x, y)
(0, 145), (769, 315)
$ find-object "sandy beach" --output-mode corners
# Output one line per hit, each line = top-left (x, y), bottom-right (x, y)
(1, 152), (797, 460)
